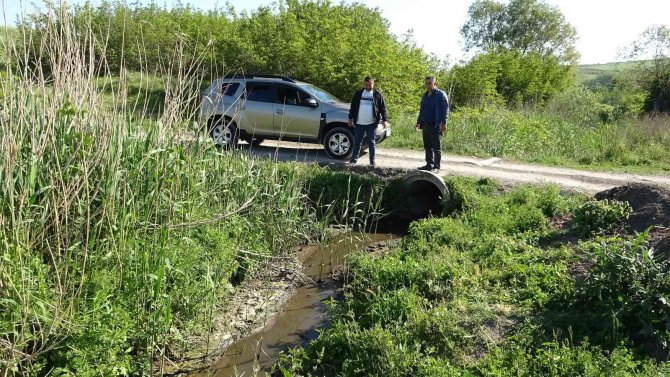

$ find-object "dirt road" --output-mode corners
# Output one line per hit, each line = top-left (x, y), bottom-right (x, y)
(247, 141), (670, 194)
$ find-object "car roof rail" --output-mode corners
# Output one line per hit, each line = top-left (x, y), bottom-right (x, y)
(223, 73), (296, 83)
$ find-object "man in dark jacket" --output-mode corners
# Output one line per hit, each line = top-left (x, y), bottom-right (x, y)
(416, 75), (449, 173)
(348, 76), (389, 166)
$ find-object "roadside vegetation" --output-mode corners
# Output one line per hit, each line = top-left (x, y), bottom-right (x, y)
(277, 177), (670, 376)
(0, 8), (382, 376)
(386, 107), (670, 172)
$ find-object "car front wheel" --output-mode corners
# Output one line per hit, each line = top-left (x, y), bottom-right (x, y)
(323, 127), (354, 160)
(209, 118), (239, 149)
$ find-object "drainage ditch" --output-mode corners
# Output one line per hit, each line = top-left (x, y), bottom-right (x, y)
(196, 171), (449, 376)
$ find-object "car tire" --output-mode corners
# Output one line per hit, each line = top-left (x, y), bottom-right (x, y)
(323, 126), (354, 160)
(209, 118), (239, 149)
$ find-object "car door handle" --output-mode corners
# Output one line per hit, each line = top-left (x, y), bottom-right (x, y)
(276, 109), (284, 115)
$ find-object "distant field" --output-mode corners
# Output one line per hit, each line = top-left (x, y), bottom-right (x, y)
(577, 60), (647, 84)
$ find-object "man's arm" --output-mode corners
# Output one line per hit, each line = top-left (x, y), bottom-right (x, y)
(438, 91), (449, 133)
(440, 91), (449, 125)
(348, 90), (359, 125)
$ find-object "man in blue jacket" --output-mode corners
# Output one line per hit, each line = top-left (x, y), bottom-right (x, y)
(348, 76), (389, 166)
(415, 76), (449, 173)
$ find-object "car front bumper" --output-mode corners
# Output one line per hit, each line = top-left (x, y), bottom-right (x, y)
(375, 124), (391, 143)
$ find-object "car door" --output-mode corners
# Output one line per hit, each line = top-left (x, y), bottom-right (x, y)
(240, 83), (277, 136)
(274, 85), (322, 140)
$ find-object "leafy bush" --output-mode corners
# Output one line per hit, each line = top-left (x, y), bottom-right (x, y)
(277, 322), (421, 377)
(547, 87), (616, 125)
(480, 340), (668, 377)
(576, 235), (670, 355)
(446, 51), (574, 109)
(346, 252), (454, 301)
(572, 199), (633, 236)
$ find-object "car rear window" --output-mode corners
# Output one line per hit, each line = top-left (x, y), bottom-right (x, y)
(246, 84), (276, 103)
(221, 82), (240, 97)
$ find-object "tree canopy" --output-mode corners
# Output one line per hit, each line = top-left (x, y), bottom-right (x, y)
(20, 0), (435, 114)
(452, 0), (578, 108)
(461, 0), (578, 64)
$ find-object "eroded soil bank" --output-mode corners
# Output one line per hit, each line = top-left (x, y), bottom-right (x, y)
(192, 232), (399, 377)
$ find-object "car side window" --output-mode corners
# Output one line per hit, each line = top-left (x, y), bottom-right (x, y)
(277, 86), (312, 107)
(245, 84), (276, 103)
(221, 82), (240, 97)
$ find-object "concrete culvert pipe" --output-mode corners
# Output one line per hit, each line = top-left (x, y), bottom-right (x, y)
(401, 171), (450, 220)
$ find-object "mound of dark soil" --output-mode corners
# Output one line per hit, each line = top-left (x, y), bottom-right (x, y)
(595, 183), (670, 232)
(595, 183), (670, 253)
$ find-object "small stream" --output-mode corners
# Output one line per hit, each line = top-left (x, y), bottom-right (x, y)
(198, 232), (397, 377)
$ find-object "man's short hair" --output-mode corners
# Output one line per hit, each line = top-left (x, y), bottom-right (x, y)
(364, 76), (375, 82)
(425, 76), (436, 83)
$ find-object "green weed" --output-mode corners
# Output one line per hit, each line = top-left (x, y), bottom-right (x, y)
(572, 199), (633, 236)
(278, 180), (669, 375)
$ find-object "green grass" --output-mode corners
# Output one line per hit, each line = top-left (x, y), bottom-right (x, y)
(277, 178), (670, 376)
(385, 108), (670, 174)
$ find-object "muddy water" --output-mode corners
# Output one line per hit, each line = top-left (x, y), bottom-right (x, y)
(199, 232), (396, 377)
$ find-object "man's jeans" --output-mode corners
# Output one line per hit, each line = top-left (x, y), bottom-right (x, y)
(422, 125), (442, 168)
(351, 123), (377, 163)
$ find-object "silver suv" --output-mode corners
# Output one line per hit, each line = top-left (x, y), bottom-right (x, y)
(199, 74), (391, 159)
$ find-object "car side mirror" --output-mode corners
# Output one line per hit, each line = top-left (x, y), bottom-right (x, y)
(305, 98), (318, 107)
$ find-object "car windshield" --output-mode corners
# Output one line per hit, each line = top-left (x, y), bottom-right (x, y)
(300, 84), (343, 103)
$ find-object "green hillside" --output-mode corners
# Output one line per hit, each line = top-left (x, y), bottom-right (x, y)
(577, 60), (645, 84)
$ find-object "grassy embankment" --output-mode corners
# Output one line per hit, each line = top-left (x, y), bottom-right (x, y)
(279, 177), (670, 376)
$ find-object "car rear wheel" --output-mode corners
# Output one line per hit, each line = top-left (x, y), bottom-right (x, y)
(323, 126), (354, 160)
(209, 118), (239, 149)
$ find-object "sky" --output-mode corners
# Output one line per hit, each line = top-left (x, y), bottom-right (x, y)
(3, 0), (670, 64)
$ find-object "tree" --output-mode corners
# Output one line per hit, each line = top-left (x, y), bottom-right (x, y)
(626, 25), (670, 113)
(445, 50), (573, 108)
(456, 0), (577, 108)
(461, 0), (578, 65)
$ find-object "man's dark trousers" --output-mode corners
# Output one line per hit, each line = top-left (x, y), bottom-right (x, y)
(351, 123), (377, 163)
(422, 124), (441, 169)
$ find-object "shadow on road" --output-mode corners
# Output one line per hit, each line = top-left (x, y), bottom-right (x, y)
(239, 142), (365, 165)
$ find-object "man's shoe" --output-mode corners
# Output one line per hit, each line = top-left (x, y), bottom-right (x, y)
(418, 165), (432, 171)
(369, 161), (376, 167)
(349, 159), (358, 164)
(431, 167), (441, 173)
